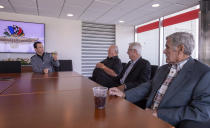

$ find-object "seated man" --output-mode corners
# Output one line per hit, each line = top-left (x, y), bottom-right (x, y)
(109, 32), (210, 126)
(92, 45), (123, 88)
(31, 41), (60, 73)
(112, 42), (151, 91)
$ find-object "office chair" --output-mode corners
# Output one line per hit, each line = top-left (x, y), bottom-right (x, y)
(151, 65), (158, 80)
(122, 62), (127, 70)
(178, 120), (210, 128)
(0, 61), (21, 73)
(55, 60), (73, 71)
(134, 65), (159, 109)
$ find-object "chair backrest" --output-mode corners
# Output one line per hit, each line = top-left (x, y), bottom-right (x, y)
(178, 120), (210, 128)
(0, 61), (21, 73)
(151, 65), (158, 80)
(122, 62), (127, 70)
(55, 60), (73, 71)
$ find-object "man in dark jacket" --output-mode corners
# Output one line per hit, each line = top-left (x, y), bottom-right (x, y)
(112, 42), (151, 91)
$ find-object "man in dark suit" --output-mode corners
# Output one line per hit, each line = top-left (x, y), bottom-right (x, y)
(112, 42), (151, 91)
(109, 32), (210, 126)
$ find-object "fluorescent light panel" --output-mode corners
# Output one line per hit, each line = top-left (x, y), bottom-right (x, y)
(119, 20), (125, 23)
(67, 13), (74, 17)
(0, 5), (4, 8)
(152, 4), (160, 7)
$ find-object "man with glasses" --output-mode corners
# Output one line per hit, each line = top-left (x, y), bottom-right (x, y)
(112, 42), (151, 91)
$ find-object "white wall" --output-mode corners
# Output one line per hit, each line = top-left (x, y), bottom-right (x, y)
(0, 12), (82, 73)
(116, 25), (134, 63)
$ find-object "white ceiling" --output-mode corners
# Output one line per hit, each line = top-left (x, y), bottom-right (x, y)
(0, 0), (199, 26)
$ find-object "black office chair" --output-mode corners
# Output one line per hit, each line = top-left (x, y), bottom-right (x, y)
(55, 60), (73, 71)
(134, 65), (159, 109)
(122, 62), (127, 70)
(151, 65), (158, 80)
(178, 120), (210, 128)
(0, 61), (21, 73)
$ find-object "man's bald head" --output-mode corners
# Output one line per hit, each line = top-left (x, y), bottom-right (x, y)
(108, 45), (118, 58)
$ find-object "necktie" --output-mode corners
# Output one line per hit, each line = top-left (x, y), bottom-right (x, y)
(120, 61), (133, 84)
(151, 65), (178, 110)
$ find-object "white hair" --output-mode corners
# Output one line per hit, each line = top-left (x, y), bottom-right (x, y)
(129, 42), (142, 55)
(166, 32), (195, 55)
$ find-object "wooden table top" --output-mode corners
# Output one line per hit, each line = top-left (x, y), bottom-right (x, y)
(2, 76), (98, 95)
(0, 79), (16, 93)
(0, 72), (82, 79)
(0, 72), (174, 128)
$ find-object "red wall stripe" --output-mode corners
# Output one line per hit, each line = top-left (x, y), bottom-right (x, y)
(163, 9), (199, 27)
(136, 21), (159, 33)
(136, 9), (199, 33)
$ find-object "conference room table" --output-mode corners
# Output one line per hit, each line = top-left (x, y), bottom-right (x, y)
(0, 72), (174, 128)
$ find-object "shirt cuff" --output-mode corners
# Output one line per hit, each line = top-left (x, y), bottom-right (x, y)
(124, 84), (127, 89)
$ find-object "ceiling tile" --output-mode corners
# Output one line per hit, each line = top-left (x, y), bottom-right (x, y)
(38, 0), (64, 10)
(39, 10), (60, 17)
(80, 0), (116, 21)
(80, 9), (105, 21)
(65, 0), (93, 8)
(162, 0), (199, 6)
(38, 0), (64, 17)
(15, 7), (38, 15)
(0, 0), (14, 13)
(96, 0), (152, 23)
(10, 0), (37, 9)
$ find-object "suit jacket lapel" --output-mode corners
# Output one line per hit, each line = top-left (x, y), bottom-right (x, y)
(159, 58), (194, 106)
(126, 58), (141, 79)
(146, 65), (170, 107)
(119, 61), (131, 78)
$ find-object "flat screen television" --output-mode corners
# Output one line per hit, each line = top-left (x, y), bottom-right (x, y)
(0, 19), (45, 53)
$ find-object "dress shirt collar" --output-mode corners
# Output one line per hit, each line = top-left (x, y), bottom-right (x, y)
(173, 57), (190, 71)
(131, 57), (141, 64)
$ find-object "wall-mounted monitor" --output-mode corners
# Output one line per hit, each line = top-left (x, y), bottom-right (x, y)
(0, 19), (45, 53)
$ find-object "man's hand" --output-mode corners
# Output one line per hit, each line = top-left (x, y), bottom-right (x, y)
(52, 52), (58, 61)
(109, 87), (125, 98)
(96, 62), (105, 69)
(43, 68), (49, 74)
(145, 108), (158, 117)
(117, 84), (126, 91)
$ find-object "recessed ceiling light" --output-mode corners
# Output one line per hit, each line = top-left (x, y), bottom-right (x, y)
(67, 13), (74, 17)
(119, 20), (125, 23)
(152, 4), (160, 7)
(0, 5), (4, 8)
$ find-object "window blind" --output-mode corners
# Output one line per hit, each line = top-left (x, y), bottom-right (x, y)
(82, 22), (115, 77)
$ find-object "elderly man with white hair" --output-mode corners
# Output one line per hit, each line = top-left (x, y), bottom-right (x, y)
(111, 42), (151, 90)
(109, 32), (210, 126)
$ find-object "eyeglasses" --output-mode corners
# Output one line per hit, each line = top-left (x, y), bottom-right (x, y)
(128, 48), (134, 51)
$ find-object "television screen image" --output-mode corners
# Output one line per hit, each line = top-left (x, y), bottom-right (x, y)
(0, 20), (45, 53)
